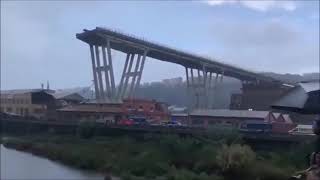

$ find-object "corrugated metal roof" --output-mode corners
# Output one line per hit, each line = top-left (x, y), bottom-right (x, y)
(57, 104), (122, 113)
(299, 81), (320, 93)
(52, 87), (91, 99)
(282, 114), (293, 123)
(190, 109), (270, 119)
(273, 113), (281, 119)
(51, 91), (84, 100)
(168, 106), (188, 113)
(0, 89), (53, 95)
(171, 113), (188, 117)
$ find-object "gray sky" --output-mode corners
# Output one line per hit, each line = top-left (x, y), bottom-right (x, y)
(1, 1), (319, 90)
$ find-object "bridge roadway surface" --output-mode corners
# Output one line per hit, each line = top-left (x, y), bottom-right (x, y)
(1, 118), (313, 143)
(76, 27), (281, 83)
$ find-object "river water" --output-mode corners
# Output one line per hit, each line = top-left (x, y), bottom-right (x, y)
(0, 145), (105, 180)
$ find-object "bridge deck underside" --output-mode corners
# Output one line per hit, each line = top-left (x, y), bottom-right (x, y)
(76, 27), (279, 83)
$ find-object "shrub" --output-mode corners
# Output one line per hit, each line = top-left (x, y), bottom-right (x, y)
(251, 162), (291, 180)
(216, 144), (256, 171)
(193, 145), (220, 174)
(167, 168), (198, 180)
(207, 125), (242, 145)
(77, 120), (96, 139)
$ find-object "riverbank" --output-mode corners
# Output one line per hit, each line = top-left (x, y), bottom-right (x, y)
(2, 133), (312, 180)
(0, 144), (105, 180)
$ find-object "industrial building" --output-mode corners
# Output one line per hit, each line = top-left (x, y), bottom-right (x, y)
(56, 102), (123, 123)
(55, 98), (169, 124)
(0, 89), (56, 119)
(190, 109), (274, 128)
(270, 113), (296, 134)
(122, 98), (170, 122)
(189, 109), (295, 134)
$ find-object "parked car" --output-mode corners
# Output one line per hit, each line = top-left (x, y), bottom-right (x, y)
(118, 119), (134, 126)
(148, 119), (163, 126)
(289, 124), (315, 136)
(162, 121), (183, 127)
(131, 118), (149, 125)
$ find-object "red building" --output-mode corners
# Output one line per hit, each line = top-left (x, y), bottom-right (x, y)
(122, 98), (170, 122)
(269, 113), (296, 134)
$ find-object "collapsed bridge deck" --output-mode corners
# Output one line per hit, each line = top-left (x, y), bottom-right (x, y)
(76, 27), (279, 83)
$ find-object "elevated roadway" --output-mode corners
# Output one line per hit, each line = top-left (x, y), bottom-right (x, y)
(77, 27), (280, 83)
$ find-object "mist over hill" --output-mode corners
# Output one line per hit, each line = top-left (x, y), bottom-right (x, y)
(261, 72), (319, 84)
(135, 76), (242, 108)
(135, 72), (319, 108)
(73, 72), (318, 109)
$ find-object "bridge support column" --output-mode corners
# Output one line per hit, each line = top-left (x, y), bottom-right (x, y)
(106, 40), (116, 98)
(94, 46), (105, 100)
(117, 50), (148, 100)
(207, 73), (221, 109)
(185, 66), (209, 110)
(89, 45), (100, 100)
(89, 44), (116, 103)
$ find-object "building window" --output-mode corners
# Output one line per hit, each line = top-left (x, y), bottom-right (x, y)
(24, 108), (29, 116)
(33, 108), (43, 113)
(6, 107), (12, 112)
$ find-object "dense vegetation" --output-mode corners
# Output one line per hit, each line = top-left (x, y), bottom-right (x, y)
(2, 125), (315, 180)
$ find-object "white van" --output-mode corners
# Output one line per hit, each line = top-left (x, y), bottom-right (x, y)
(289, 124), (315, 136)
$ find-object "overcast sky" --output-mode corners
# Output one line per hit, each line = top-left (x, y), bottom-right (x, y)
(1, 0), (319, 90)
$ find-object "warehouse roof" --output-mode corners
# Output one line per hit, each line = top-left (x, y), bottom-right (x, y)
(57, 103), (122, 113)
(0, 89), (54, 95)
(190, 109), (270, 119)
